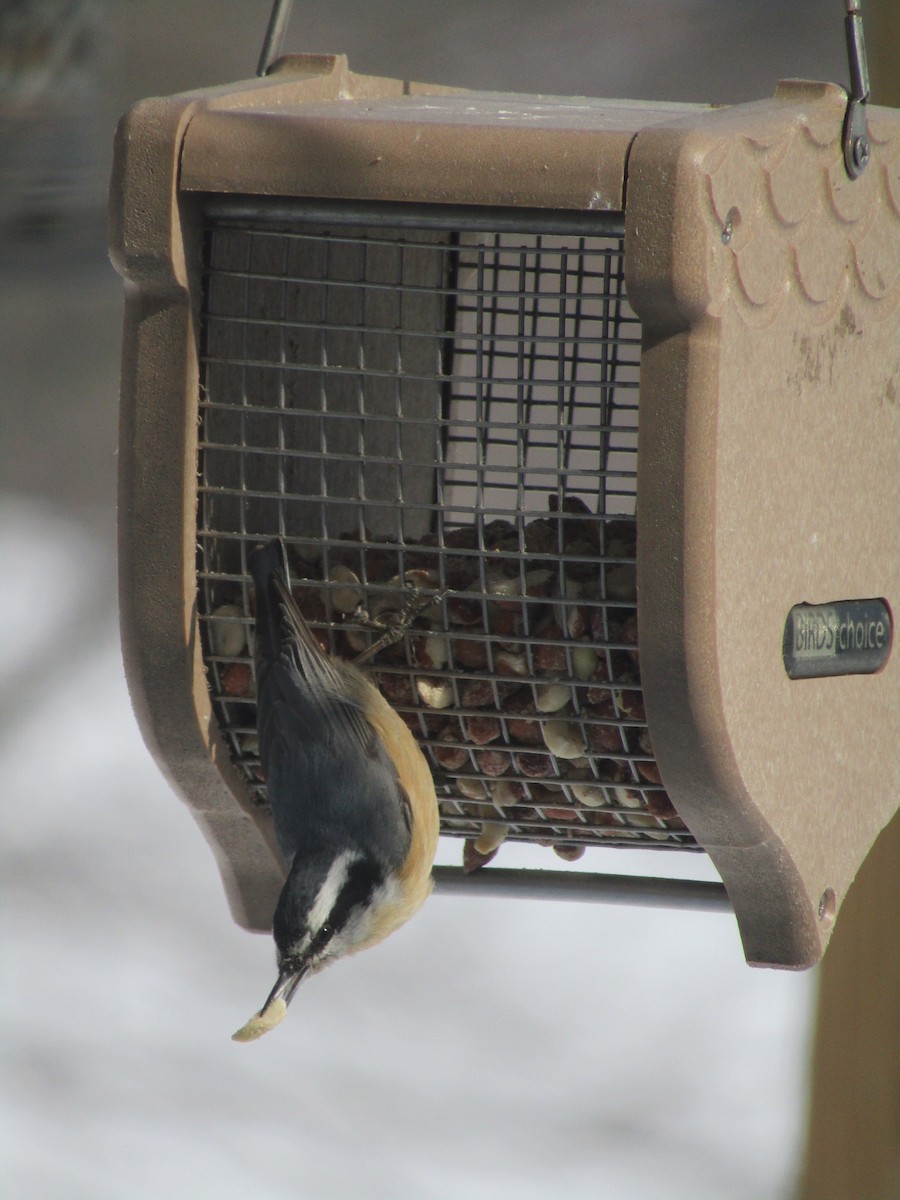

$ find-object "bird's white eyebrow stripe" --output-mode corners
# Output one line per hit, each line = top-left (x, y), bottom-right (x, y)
(308, 849), (362, 932)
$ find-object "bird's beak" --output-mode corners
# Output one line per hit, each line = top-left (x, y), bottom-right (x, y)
(231, 961), (309, 1042)
(265, 960), (309, 1011)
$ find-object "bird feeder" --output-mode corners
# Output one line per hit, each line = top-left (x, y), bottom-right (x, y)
(110, 50), (899, 969)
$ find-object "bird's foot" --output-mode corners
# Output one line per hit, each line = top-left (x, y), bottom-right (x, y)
(350, 583), (446, 664)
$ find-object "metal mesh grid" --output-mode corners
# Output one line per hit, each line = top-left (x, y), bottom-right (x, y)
(195, 202), (698, 865)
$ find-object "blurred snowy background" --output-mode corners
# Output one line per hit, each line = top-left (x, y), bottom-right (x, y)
(2, 3), (851, 1197)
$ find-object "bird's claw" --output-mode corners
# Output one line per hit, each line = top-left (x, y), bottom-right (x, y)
(350, 583), (446, 664)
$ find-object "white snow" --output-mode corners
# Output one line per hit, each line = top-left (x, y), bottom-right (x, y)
(1, 499), (815, 1200)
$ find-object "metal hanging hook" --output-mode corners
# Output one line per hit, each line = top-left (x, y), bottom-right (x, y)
(257, 0), (295, 77)
(842, 1), (871, 179)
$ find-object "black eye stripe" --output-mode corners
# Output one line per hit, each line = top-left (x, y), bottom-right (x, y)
(315, 923), (334, 948)
(321, 860), (381, 940)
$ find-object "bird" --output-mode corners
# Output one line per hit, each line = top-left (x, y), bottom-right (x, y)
(232, 539), (440, 1042)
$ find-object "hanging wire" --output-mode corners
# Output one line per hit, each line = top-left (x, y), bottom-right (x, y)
(257, 0), (294, 77)
(842, 0), (871, 178)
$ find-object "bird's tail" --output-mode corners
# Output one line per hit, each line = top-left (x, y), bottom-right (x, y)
(248, 539), (332, 675)
(248, 539), (291, 663)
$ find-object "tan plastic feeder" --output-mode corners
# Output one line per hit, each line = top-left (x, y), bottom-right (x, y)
(110, 52), (899, 969)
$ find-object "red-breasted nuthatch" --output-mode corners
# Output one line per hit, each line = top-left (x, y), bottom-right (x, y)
(233, 539), (439, 1041)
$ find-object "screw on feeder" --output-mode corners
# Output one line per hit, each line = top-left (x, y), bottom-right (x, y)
(721, 207), (740, 246)
(852, 133), (871, 171)
(818, 888), (837, 926)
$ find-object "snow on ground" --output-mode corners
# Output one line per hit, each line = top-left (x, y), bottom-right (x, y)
(2, 500), (815, 1200)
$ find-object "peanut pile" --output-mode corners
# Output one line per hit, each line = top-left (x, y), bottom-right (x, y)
(207, 502), (690, 871)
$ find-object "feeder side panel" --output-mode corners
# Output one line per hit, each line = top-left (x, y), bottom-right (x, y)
(109, 58), (408, 929)
(110, 94), (284, 931)
(711, 91), (900, 951)
(628, 81), (900, 968)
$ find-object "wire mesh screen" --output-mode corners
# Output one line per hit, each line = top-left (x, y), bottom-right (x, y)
(196, 202), (697, 867)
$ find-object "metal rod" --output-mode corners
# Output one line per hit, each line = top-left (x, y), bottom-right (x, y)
(432, 866), (732, 912)
(844, 1), (871, 99)
(257, 0), (294, 77)
(842, 0), (871, 178)
(203, 195), (627, 238)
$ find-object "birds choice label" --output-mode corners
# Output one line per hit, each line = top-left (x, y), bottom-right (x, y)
(783, 598), (892, 679)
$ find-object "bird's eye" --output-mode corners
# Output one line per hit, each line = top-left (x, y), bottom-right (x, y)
(317, 923), (334, 947)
